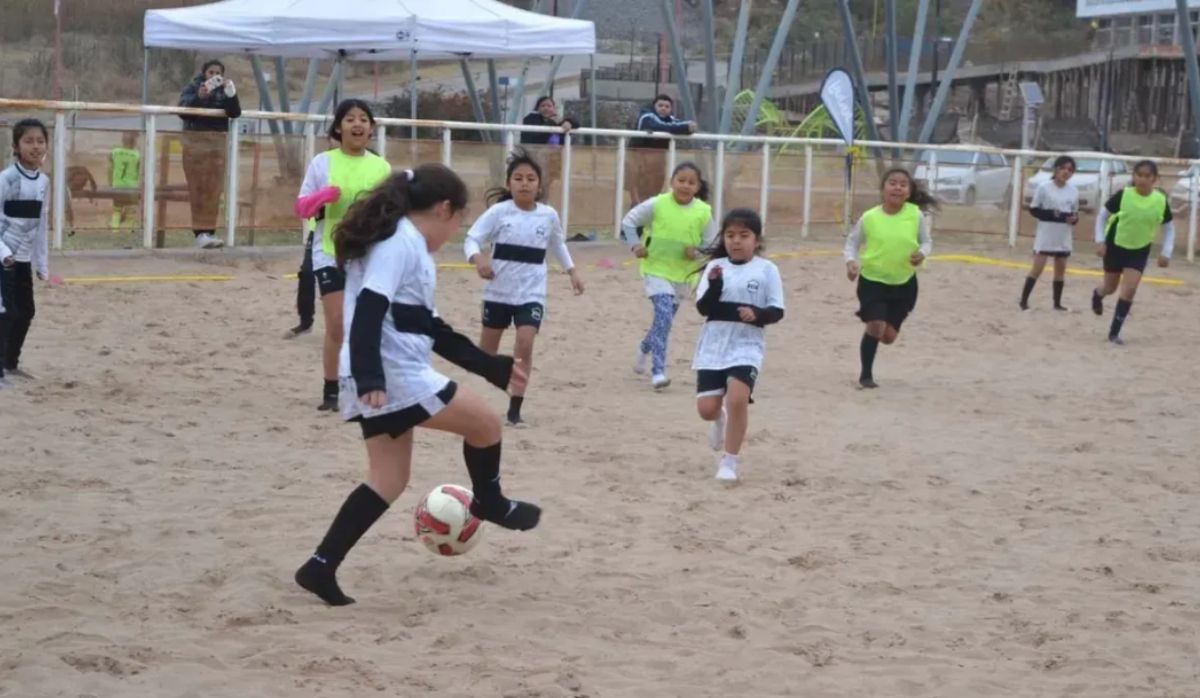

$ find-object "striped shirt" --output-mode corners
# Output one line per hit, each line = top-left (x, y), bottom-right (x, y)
(0, 162), (50, 278)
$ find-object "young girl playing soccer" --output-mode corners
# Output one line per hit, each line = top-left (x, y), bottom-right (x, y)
(0, 118), (51, 384)
(693, 208), (785, 481)
(844, 168), (935, 389)
(295, 99), (392, 410)
(464, 148), (584, 426)
(620, 162), (716, 390)
(1021, 155), (1079, 311)
(295, 164), (541, 607)
(1091, 159), (1175, 345)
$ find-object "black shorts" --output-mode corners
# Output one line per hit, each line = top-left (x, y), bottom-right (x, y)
(856, 275), (919, 330)
(696, 365), (758, 399)
(482, 301), (544, 330)
(1103, 239), (1151, 274)
(315, 266), (345, 297)
(352, 382), (458, 440)
(1034, 250), (1071, 258)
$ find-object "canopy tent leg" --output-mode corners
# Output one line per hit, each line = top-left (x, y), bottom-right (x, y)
(460, 59), (491, 142)
(410, 49), (418, 140)
(542, 0), (590, 100)
(274, 56), (293, 134)
(316, 57), (344, 117)
(507, 0), (546, 123)
(297, 58), (320, 116)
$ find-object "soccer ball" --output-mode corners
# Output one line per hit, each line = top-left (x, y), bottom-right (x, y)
(414, 484), (484, 556)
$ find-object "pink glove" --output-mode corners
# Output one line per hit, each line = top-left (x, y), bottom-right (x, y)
(295, 186), (341, 219)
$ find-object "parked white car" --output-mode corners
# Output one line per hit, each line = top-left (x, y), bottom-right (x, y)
(913, 150), (1011, 206)
(1023, 157), (1131, 212)
(1168, 165), (1198, 213)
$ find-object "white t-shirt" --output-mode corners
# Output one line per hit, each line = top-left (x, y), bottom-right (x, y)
(692, 256), (785, 372)
(462, 200), (574, 305)
(338, 219), (451, 420)
(1030, 180), (1079, 254)
(299, 152), (337, 270)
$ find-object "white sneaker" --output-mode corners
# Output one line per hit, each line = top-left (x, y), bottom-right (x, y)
(195, 232), (224, 249)
(0, 377), (11, 390)
(633, 349), (650, 375)
(708, 408), (726, 451)
(716, 456), (739, 482)
(651, 373), (671, 391)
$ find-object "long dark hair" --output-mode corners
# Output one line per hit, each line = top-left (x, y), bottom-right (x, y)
(671, 161), (710, 202)
(693, 208), (764, 274)
(485, 147), (544, 206)
(11, 118), (48, 148)
(329, 99), (376, 143)
(199, 59), (225, 77)
(881, 167), (939, 212)
(335, 164), (469, 269)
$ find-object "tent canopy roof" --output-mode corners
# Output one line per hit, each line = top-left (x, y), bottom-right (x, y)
(144, 0), (596, 60)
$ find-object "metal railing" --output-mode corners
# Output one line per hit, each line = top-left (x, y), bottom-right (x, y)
(0, 97), (1196, 263)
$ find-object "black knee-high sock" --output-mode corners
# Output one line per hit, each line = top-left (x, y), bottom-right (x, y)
(1020, 277), (1037, 307)
(1052, 280), (1065, 308)
(296, 483), (389, 606)
(1109, 298), (1132, 339)
(507, 396), (524, 422)
(463, 441), (540, 531)
(859, 333), (880, 381)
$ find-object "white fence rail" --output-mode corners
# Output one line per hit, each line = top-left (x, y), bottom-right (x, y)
(1, 97), (1196, 263)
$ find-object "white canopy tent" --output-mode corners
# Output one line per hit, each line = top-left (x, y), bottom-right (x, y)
(142, 0), (596, 131)
(143, 0), (596, 60)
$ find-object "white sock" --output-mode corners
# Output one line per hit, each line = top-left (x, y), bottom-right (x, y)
(722, 453), (739, 469)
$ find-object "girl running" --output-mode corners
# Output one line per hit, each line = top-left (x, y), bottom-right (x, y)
(844, 168), (935, 389)
(1091, 159), (1175, 344)
(464, 148), (584, 426)
(1020, 155), (1079, 311)
(0, 118), (51, 384)
(693, 209), (785, 482)
(295, 99), (392, 410)
(295, 164), (541, 607)
(620, 162), (716, 390)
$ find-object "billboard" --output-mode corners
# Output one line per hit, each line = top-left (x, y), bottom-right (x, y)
(1078, 0), (1200, 17)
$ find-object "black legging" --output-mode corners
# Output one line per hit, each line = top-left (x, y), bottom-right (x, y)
(297, 231), (315, 327)
(0, 261), (35, 371)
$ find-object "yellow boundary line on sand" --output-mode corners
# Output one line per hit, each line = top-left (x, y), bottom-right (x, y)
(60, 251), (1186, 287)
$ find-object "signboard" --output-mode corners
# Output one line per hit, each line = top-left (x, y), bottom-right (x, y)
(819, 69), (856, 146)
(1078, 0), (1200, 17)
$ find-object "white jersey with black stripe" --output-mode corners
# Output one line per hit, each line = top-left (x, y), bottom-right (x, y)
(0, 163), (50, 278)
(692, 256), (785, 372)
(463, 200), (574, 306)
(338, 218), (450, 419)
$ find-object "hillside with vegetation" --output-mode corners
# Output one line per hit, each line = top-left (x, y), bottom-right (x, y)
(0, 0), (1091, 105)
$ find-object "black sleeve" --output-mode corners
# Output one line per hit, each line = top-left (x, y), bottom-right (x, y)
(752, 307), (785, 327)
(223, 93), (242, 120)
(1162, 196), (1173, 223)
(431, 317), (514, 390)
(1029, 206), (1069, 223)
(695, 276), (724, 316)
(178, 79), (201, 108)
(349, 289), (389, 396)
(1104, 191), (1123, 215)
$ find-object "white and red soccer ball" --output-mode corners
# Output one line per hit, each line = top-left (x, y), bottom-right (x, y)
(414, 484), (483, 556)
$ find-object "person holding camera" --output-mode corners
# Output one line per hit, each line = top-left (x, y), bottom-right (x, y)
(178, 59), (242, 249)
